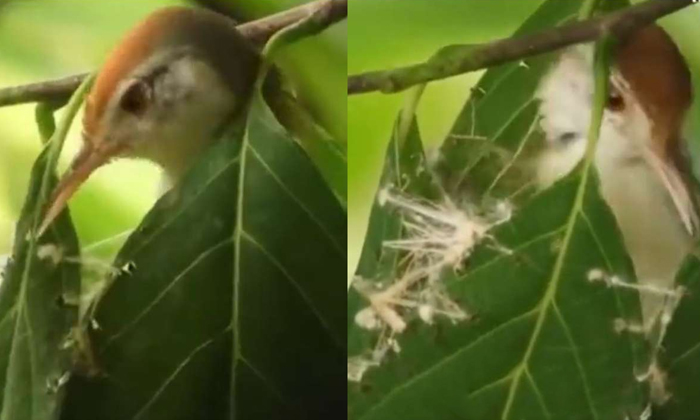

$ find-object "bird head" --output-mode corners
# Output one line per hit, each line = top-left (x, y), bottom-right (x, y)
(39, 6), (260, 235)
(536, 25), (693, 216)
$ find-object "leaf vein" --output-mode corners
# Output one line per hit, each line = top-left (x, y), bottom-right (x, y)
(130, 330), (226, 420)
(450, 226), (565, 287)
(101, 239), (233, 348)
(247, 144), (344, 257)
(465, 371), (514, 402)
(473, 65), (523, 112)
(668, 256), (700, 368)
(525, 367), (551, 419)
(580, 211), (641, 376)
(552, 301), (599, 420)
(501, 180), (592, 419)
(128, 155), (241, 256)
(358, 307), (538, 420)
(241, 231), (342, 347)
(455, 98), (535, 189)
(238, 355), (293, 410)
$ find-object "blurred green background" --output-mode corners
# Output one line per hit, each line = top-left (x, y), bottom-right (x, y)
(348, 0), (700, 281)
(0, 0), (345, 261)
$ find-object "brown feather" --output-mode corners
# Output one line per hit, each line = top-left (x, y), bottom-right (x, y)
(615, 25), (692, 160)
(615, 25), (698, 234)
(84, 6), (259, 142)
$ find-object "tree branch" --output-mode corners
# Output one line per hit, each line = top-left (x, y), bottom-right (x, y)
(0, 73), (91, 107)
(348, 0), (696, 95)
(0, 0), (347, 107)
(234, 0), (347, 45)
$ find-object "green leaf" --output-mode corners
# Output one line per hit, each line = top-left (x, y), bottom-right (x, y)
(60, 93), (346, 419)
(267, 87), (347, 205)
(260, 6), (348, 205)
(348, 113), (442, 359)
(655, 256), (700, 418)
(349, 140), (648, 419)
(443, 174), (646, 419)
(433, 0), (578, 200)
(0, 109), (80, 418)
(357, 117), (441, 273)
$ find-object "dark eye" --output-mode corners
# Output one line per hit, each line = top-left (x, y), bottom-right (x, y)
(607, 92), (625, 111)
(120, 80), (151, 115)
(558, 132), (578, 144)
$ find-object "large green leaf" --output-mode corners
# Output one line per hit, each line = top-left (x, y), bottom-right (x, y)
(349, 0), (652, 418)
(0, 117), (80, 419)
(348, 130), (648, 419)
(59, 93), (346, 419)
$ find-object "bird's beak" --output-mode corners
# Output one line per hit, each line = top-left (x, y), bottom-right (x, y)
(37, 141), (124, 236)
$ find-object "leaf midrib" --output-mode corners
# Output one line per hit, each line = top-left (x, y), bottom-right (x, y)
(499, 181), (598, 420)
(354, 307), (538, 419)
(353, 224), (569, 418)
(231, 109), (250, 417)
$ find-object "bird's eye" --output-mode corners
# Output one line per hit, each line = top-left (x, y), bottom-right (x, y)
(606, 93), (625, 111)
(119, 80), (151, 116)
(558, 132), (578, 144)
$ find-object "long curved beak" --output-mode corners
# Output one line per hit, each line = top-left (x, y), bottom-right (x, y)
(37, 142), (123, 236)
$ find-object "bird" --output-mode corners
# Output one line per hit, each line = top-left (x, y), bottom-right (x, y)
(38, 6), (261, 235)
(535, 24), (698, 332)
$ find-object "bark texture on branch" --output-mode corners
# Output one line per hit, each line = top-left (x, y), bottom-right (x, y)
(348, 0), (696, 95)
(0, 0), (347, 107)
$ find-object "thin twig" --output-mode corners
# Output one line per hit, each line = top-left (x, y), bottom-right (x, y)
(260, 0), (346, 60)
(0, 0), (347, 107)
(347, 0), (695, 95)
(0, 73), (90, 107)
(236, 0), (347, 45)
